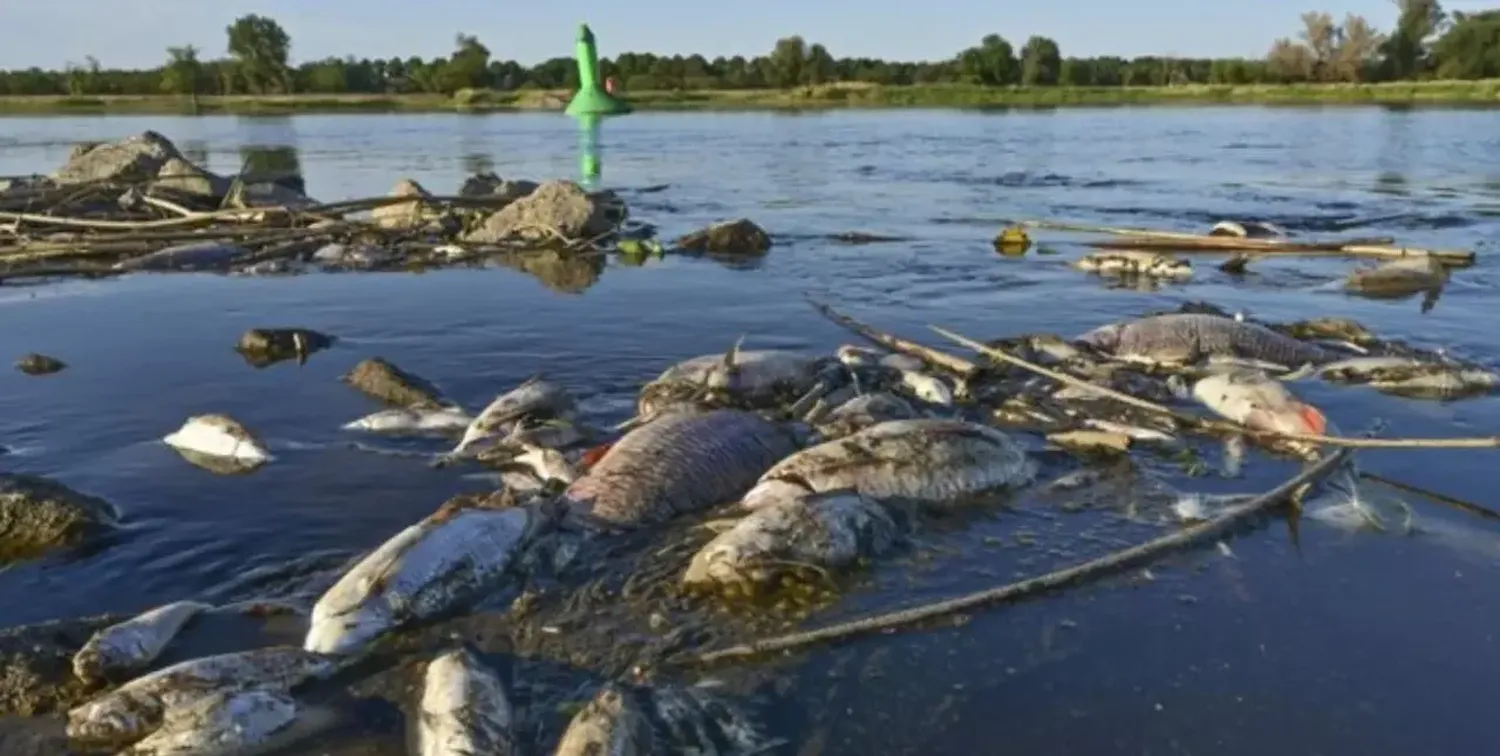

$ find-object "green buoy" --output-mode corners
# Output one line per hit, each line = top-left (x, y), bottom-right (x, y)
(565, 24), (632, 117)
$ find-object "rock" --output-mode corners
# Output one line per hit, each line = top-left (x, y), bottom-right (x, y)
(150, 157), (232, 201)
(341, 358), (447, 409)
(462, 180), (622, 244)
(0, 613), (125, 716)
(460, 173), (539, 204)
(235, 329), (334, 368)
(676, 218), (772, 256)
(372, 178), (432, 230)
(113, 241), (248, 272)
(0, 474), (116, 565)
(52, 131), (184, 186)
(15, 354), (66, 376)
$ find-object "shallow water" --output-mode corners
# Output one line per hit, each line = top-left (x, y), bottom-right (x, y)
(2, 107), (1500, 754)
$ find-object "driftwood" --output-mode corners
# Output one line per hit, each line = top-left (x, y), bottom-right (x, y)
(686, 449), (1349, 666)
(1023, 219), (1475, 267)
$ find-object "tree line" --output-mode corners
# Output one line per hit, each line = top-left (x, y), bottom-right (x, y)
(2, 1), (1496, 98)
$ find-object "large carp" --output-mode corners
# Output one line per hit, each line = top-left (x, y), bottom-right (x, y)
(562, 409), (801, 529)
(1077, 313), (1332, 367)
(741, 419), (1035, 512)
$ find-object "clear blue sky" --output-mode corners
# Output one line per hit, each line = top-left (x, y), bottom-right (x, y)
(2, 0), (1486, 70)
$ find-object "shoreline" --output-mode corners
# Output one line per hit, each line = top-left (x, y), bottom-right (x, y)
(1, 80), (1498, 116)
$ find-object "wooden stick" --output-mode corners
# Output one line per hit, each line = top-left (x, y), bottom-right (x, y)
(807, 299), (979, 376)
(1092, 238), (1473, 266)
(930, 326), (1500, 450)
(1359, 471), (1500, 522)
(686, 449), (1349, 666)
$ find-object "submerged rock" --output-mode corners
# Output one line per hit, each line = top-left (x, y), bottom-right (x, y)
(373, 177), (432, 230)
(463, 180), (622, 244)
(0, 613), (125, 716)
(675, 218), (772, 256)
(235, 328), (334, 367)
(15, 353), (66, 375)
(459, 172), (538, 204)
(0, 473), (116, 564)
(52, 131), (183, 186)
(341, 357), (448, 409)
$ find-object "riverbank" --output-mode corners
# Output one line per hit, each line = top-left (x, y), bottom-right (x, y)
(0, 79), (1497, 116)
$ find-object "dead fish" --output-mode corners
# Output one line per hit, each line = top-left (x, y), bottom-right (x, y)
(1081, 418), (1175, 443)
(451, 376), (577, 457)
(493, 443), (578, 488)
(1209, 220), (1288, 238)
(341, 406), (473, 436)
(1192, 368), (1328, 436)
(896, 370), (953, 405)
(561, 409), (800, 530)
(418, 647), (517, 756)
(814, 392), (918, 438)
(835, 344), (883, 369)
(742, 419), (1036, 513)
(682, 489), (900, 591)
(73, 600), (213, 685)
(120, 688), (307, 756)
(1072, 250), (1191, 278)
(304, 503), (540, 655)
(1369, 368), (1499, 399)
(66, 646), (337, 745)
(640, 344), (823, 414)
(1344, 256), (1447, 298)
(162, 414), (271, 465)
(553, 682), (764, 756)
(879, 353), (925, 372)
(1077, 313), (1331, 367)
(114, 242), (249, 272)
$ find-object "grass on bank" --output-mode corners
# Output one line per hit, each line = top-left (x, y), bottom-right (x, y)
(1, 79), (1497, 115)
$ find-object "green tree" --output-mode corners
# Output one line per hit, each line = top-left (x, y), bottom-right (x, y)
(769, 36), (807, 88)
(444, 34), (491, 92)
(1020, 36), (1062, 85)
(1431, 10), (1500, 78)
(803, 43), (836, 85)
(959, 34), (1019, 85)
(160, 45), (203, 110)
(1382, 0), (1446, 79)
(226, 14), (292, 93)
(1332, 14), (1385, 82)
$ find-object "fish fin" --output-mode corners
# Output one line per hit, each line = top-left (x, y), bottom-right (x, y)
(723, 335), (745, 371)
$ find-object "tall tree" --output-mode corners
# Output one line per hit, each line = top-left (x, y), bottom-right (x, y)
(1299, 12), (1341, 80)
(1431, 10), (1500, 78)
(959, 34), (1019, 85)
(226, 14), (292, 94)
(1266, 38), (1315, 81)
(1332, 14), (1385, 82)
(444, 33), (490, 92)
(1020, 36), (1063, 85)
(160, 46), (203, 109)
(803, 43), (836, 85)
(769, 36), (808, 88)
(1382, 0), (1446, 79)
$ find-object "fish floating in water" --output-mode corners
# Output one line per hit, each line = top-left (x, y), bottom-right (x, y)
(1315, 355), (1499, 399)
(72, 599), (213, 685)
(66, 645), (337, 745)
(1192, 368), (1328, 436)
(162, 414), (271, 466)
(342, 406), (473, 436)
(561, 409), (801, 530)
(638, 344), (825, 416)
(742, 419), (1036, 513)
(418, 647), (518, 756)
(1077, 313), (1332, 367)
(683, 489), (900, 592)
(450, 376), (578, 458)
(120, 688), (309, 756)
(553, 681), (766, 756)
(811, 391), (919, 438)
(304, 499), (539, 655)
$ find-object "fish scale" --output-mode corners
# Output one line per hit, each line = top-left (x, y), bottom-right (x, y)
(562, 409), (800, 528)
(1081, 313), (1332, 366)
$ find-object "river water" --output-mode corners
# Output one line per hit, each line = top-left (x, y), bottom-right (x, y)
(2, 108), (1499, 754)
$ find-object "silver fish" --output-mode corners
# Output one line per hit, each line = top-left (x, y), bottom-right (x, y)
(1344, 256), (1447, 297)
(562, 409), (800, 529)
(66, 646), (337, 745)
(451, 376), (577, 457)
(814, 392), (918, 438)
(553, 682), (764, 756)
(742, 419), (1035, 513)
(639, 345), (823, 415)
(1077, 313), (1331, 367)
(162, 414), (271, 465)
(73, 600), (213, 685)
(683, 489), (900, 591)
(1192, 368), (1328, 436)
(896, 370), (953, 406)
(304, 502), (539, 655)
(878, 353), (925, 372)
(418, 647), (518, 756)
(342, 407), (473, 436)
(121, 688), (306, 756)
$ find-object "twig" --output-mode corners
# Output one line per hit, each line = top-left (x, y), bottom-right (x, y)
(807, 299), (979, 376)
(930, 326), (1500, 450)
(1359, 471), (1500, 522)
(685, 449), (1349, 666)
(139, 194), (199, 218)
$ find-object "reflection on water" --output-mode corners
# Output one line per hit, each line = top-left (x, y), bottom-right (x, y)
(239, 144), (304, 191)
(0, 107), (1499, 756)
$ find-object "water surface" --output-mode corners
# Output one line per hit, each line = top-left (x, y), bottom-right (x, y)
(2, 108), (1499, 755)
